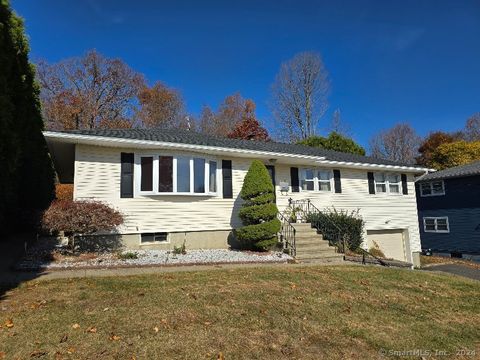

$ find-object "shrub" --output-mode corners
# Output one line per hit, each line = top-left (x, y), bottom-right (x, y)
(118, 251), (138, 260)
(173, 241), (187, 255)
(41, 200), (124, 241)
(55, 184), (74, 201)
(306, 208), (364, 251)
(236, 160), (280, 250)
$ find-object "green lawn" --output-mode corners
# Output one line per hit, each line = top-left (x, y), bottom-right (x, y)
(1, 266), (479, 359)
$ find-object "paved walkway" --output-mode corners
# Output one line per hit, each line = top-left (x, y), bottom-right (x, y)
(424, 264), (480, 281)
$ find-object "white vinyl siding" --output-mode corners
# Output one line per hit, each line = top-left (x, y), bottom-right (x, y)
(74, 144), (422, 256)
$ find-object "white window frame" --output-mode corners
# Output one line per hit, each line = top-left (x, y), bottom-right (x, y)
(420, 181), (445, 197)
(374, 172), (402, 195)
(423, 217), (450, 233)
(300, 168), (333, 192)
(135, 153), (218, 196)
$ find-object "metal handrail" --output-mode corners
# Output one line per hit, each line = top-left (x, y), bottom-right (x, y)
(277, 211), (296, 257)
(288, 198), (388, 266)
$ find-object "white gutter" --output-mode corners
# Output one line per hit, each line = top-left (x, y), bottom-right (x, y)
(43, 131), (432, 173)
(43, 131), (326, 161)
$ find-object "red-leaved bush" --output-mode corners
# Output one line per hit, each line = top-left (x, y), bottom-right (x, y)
(42, 200), (124, 236)
(55, 184), (74, 201)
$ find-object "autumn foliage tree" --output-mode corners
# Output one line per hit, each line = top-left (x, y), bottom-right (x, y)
(37, 49), (144, 130)
(429, 141), (480, 170)
(464, 113), (480, 141)
(136, 81), (185, 128)
(227, 100), (269, 141)
(416, 131), (461, 167)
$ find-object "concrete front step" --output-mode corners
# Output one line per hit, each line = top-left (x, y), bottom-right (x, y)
(296, 247), (337, 255)
(296, 238), (329, 245)
(295, 233), (323, 240)
(296, 253), (344, 261)
(299, 257), (345, 264)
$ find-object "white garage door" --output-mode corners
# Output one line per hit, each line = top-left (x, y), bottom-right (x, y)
(367, 230), (406, 261)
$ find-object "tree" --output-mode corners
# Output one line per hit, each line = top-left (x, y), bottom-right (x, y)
(236, 160), (280, 250)
(298, 132), (365, 155)
(270, 51), (330, 141)
(37, 49), (144, 130)
(369, 123), (421, 164)
(227, 100), (269, 141)
(329, 109), (351, 136)
(199, 94), (246, 136)
(0, 0), (55, 231)
(430, 141), (480, 170)
(416, 131), (460, 167)
(136, 81), (185, 128)
(464, 113), (480, 141)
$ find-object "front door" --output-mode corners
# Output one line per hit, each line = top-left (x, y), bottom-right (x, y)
(265, 165), (276, 201)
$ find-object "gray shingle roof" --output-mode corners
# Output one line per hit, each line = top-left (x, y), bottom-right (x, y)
(418, 160), (480, 181)
(48, 128), (426, 168)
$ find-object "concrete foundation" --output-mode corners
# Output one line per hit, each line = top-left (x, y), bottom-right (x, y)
(113, 230), (234, 251)
(412, 252), (421, 268)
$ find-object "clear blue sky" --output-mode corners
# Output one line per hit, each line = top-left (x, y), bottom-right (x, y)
(11, 0), (480, 147)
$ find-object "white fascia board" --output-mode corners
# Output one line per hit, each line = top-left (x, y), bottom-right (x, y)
(43, 131), (326, 162)
(315, 159), (433, 173)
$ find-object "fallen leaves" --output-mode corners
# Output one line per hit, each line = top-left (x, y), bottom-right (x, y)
(71, 323), (80, 329)
(0, 351), (5, 359)
(109, 333), (121, 341)
(86, 326), (97, 333)
(4, 319), (14, 328)
(59, 334), (68, 343)
(30, 350), (48, 358)
(153, 326), (159, 333)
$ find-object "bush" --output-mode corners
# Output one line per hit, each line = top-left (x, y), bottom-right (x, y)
(236, 160), (280, 250)
(55, 184), (74, 201)
(306, 208), (364, 251)
(118, 251), (138, 260)
(42, 200), (124, 239)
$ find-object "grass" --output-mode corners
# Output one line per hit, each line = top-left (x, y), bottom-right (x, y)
(1, 265), (479, 359)
(421, 255), (480, 269)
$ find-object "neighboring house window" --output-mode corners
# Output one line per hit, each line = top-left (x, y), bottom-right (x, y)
(300, 168), (332, 192)
(374, 173), (401, 194)
(423, 217), (450, 233)
(137, 154), (217, 195)
(420, 181), (445, 197)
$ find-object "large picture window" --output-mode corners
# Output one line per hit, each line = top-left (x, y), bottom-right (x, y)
(137, 154), (217, 196)
(300, 168), (332, 192)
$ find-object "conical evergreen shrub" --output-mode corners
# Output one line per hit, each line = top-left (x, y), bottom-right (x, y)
(236, 160), (280, 250)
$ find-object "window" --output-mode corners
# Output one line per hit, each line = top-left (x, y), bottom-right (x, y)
(317, 170), (331, 191)
(420, 181), (445, 197)
(137, 154), (217, 195)
(301, 169), (315, 191)
(301, 168), (332, 192)
(374, 172), (401, 194)
(209, 161), (217, 193)
(141, 232), (168, 243)
(423, 217), (449, 233)
(159, 156), (173, 192)
(140, 157), (153, 191)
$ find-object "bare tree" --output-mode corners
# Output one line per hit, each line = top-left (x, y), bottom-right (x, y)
(270, 52), (330, 141)
(199, 93), (250, 137)
(329, 108), (351, 136)
(136, 82), (185, 128)
(464, 113), (480, 141)
(37, 49), (144, 130)
(369, 123), (421, 164)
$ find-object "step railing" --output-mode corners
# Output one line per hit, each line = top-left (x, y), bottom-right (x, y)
(287, 198), (389, 266)
(277, 211), (296, 257)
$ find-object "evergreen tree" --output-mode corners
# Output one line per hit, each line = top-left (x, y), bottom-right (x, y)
(0, 0), (55, 232)
(236, 160), (280, 250)
(298, 132), (366, 155)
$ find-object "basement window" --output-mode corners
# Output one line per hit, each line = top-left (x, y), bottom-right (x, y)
(141, 232), (168, 243)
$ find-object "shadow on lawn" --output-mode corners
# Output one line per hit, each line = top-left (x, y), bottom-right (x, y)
(0, 232), (50, 300)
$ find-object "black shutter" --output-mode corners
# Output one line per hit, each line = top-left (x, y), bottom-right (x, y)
(401, 174), (408, 195)
(367, 172), (375, 194)
(120, 153), (134, 198)
(222, 160), (233, 199)
(290, 167), (299, 192)
(333, 169), (342, 193)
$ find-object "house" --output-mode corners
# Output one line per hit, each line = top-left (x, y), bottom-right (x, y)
(43, 128), (429, 266)
(416, 160), (480, 260)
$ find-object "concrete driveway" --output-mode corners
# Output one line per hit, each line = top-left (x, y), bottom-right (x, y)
(424, 264), (480, 281)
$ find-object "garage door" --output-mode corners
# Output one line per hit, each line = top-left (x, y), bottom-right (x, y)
(367, 230), (406, 261)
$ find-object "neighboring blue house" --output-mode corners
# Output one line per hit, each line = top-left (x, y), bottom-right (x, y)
(416, 160), (480, 260)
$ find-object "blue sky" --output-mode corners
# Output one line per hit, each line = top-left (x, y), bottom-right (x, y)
(12, 0), (480, 147)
